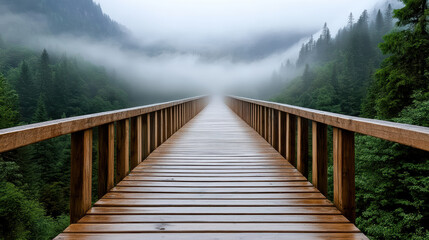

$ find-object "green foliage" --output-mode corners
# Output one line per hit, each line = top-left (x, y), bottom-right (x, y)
(0, 29), (130, 240)
(371, 0), (429, 119)
(0, 182), (69, 240)
(0, 74), (19, 129)
(272, 2), (428, 239)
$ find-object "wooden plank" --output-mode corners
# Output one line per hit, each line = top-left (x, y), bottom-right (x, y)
(297, 117), (309, 178)
(86, 206), (342, 215)
(70, 129), (92, 223)
(312, 121), (327, 196)
(98, 123), (114, 199)
(130, 116), (142, 169)
(123, 176), (307, 182)
(56, 233), (369, 240)
(116, 119), (130, 183)
(117, 181), (312, 187)
(333, 127), (356, 222)
(64, 223), (360, 233)
(109, 186), (320, 193)
(102, 193), (326, 199)
(78, 214), (350, 223)
(94, 199), (333, 207)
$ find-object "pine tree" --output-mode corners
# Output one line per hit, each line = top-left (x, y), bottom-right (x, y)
(0, 75), (19, 129)
(374, 0), (429, 118)
(16, 61), (36, 122)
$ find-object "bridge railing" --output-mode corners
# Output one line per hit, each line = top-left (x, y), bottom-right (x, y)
(226, 95), (429, 222)
(0, 96), (208, 223)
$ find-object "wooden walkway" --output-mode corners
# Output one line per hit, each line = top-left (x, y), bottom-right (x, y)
(56, 99), (367, 240)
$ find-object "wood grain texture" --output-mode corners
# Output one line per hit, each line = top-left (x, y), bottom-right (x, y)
(0, 96), (206, 153)
(312, 122), (328, 196)
(98, 123), (114, 199)
(57, 99), (366, 239)
(228, 96), (429, 152)
(333, 128), (356, 222)
(116, 119), (129, 184)
(130, 116), (142, 169)
(286, 113), (296, 166)
(70, 129), (92, 224)
(297, 117), (309, 178)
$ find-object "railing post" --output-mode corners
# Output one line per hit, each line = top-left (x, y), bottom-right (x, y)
(150, 112), (156, 152)
(116, 119), (129, 183)
(286, 113), (296, 166)
(130, 116), (142, 169)
(297, 117), (309, 178)
(98, 123), (114, 199)
(267, 108), (273, 145)
(333, 127), (356, 222)
(312, 121), (328, 196)
(70, 129), (92, 223)
(279, 111), (287, 158)
(272, 110), (279, 150)
(142, 114), (150, 159)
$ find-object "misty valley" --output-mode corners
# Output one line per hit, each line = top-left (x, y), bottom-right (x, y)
(0, 0), (428, 239)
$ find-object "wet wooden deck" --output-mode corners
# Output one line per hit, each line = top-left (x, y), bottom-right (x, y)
(56, 99), (368, 240)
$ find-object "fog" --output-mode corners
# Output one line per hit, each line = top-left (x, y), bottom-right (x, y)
(1, 0), (382, 97)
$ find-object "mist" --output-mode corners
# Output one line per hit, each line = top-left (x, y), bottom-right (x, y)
(0, 0), (382, 98)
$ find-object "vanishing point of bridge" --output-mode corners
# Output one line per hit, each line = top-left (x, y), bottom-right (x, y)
(1, 96), (428, 239)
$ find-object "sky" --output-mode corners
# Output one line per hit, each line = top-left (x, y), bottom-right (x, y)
(93, 0), (378, 51)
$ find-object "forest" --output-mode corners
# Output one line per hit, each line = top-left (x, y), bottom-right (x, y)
(0, 0), (428, 239)
(272, 1), (428, 239)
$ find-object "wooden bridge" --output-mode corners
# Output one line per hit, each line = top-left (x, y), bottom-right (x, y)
(1, 96), (428, 239)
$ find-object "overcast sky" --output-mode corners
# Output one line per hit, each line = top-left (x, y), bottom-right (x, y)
(93, 0), (379, 50)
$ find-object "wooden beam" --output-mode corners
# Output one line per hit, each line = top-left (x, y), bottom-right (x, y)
(70, 129), (92, 223)
(312, 121), (328, 196)
(116, 119), (129, 183)
(98, 123), (114, 199)
(333, 127), (356, 222)
(297, 117), (309, 178)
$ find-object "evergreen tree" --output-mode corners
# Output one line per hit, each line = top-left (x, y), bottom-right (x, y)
(373, 0), (429, 119)
(0, 75), (19, 129)
(16, 61), (36, 122)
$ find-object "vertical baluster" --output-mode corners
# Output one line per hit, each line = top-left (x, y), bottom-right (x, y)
(333, 127), (356, 222)
(70, 129), (92, 223)
(297, 117), (309, 178)
(268, 108), (272, 144)
(130, 116), (142, 169)
(279, 112), (287, 158)
(312, 121), (328, 196)
(142, 114), (150, 159)
(116, 119), (129, 183)
(150, 112), (156, 152)
(98, 123), (114, 199)
(272, 110), (279, 150)
(286, 113), (296, 166)
(159, 110), (163, 144)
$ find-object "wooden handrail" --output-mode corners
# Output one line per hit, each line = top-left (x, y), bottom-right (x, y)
(0, 96), (207, 223)
(226, 95), (429, 223)
(0, 96), (205, 153)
